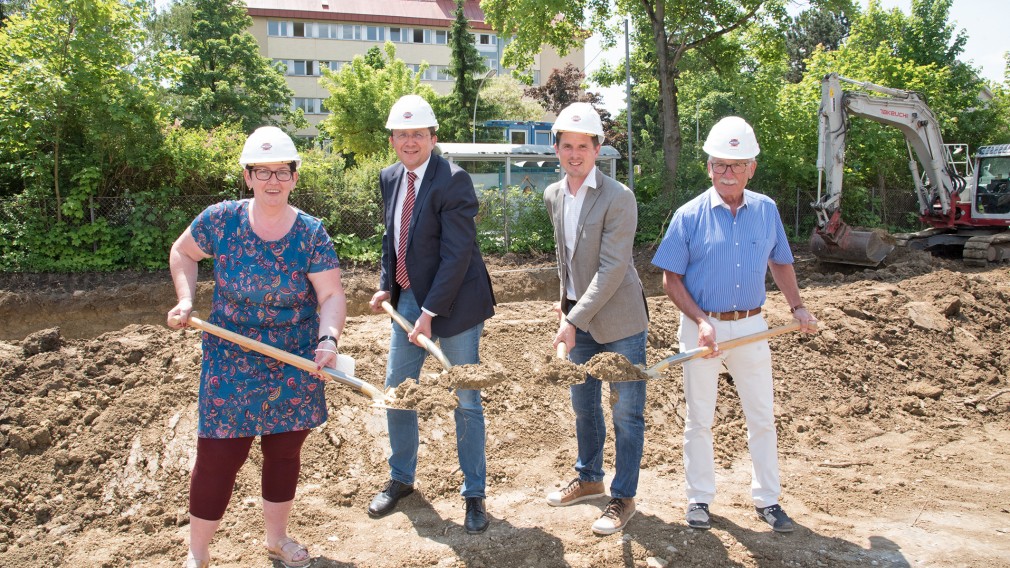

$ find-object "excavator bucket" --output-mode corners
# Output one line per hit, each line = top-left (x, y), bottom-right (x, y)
(809, 228), (894, 267)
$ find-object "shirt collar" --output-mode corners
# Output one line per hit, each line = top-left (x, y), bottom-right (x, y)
(563, 166), (599, 198)
(406, 156), (432, 184)
(707, 186), (749, 210)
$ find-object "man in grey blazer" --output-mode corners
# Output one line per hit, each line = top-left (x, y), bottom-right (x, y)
(543, 102), (650, 535)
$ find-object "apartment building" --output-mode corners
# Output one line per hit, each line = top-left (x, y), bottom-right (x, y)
(244, 0), (584, 136)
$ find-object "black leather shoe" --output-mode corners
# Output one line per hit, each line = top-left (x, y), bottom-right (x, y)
(367, 479), (414, 518)
(464, 497), (489, 534)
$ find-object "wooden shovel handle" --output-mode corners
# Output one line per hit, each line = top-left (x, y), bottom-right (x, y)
(647, 322), (805, 376)
(380, 301), (453, 371)
(556, 342), (568, 359)
(175, 314), (389, 406)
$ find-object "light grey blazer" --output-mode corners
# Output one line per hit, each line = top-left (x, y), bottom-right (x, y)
(544, 168), (649, 344)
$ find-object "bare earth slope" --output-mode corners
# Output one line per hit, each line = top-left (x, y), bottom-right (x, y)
(0, 248), (1008, 567)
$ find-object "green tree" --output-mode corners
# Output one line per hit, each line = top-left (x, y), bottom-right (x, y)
(318, 42), (437, 156)
(0, 0), (164, 217)
(479, 76), (544, 122)
(0, 0), (29, 27)
(784, 1), (854, 83)
(363, 45), (386, 69)
(167, 0), (303, 131)
(440, 0), (487, 140)
(483, 0), (786, 197)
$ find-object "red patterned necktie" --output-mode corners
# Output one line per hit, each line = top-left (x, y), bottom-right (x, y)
(395, 171), (417, 289)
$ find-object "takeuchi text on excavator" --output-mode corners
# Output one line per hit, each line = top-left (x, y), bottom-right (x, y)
(810, 72), (1010, 267)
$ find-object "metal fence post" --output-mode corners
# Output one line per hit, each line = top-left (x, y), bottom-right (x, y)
(794, 187), (800, 239)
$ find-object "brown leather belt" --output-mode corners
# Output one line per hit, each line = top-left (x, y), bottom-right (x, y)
(706, 307), (761, 321)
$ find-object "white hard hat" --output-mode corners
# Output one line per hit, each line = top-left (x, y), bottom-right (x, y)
(239, 126), (301, 168)
(703, 116), (760, 159)
(386, 94), (439, 131)
(552, 102), (605, 145)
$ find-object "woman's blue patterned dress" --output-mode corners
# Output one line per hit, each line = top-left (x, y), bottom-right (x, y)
(190, 200), (340, 438)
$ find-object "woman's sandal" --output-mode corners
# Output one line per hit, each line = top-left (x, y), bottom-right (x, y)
(266, 536), (312, 568)
(183, 553), (209, 568)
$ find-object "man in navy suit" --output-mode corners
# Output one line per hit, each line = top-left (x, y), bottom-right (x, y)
(367, 94), (496, 534)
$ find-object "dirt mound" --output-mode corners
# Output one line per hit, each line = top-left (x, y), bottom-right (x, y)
(1, 249), (1009, 566)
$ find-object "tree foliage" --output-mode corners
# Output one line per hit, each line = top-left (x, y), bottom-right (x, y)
(524, 63), (601, 115)
(784, 1), (854, 83)
(483, 0), (786, 197)
(166, 0), (303, 132)
(318, 42), (437, 156)
(479, 76), (544, 122)
(0, 0), (29, 27)
(0, 0), (164, 216)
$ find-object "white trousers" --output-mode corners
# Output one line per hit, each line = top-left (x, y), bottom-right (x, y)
(679, 313), (781, 508)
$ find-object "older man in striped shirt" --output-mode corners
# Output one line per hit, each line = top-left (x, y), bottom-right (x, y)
(652, 117), (818, 534)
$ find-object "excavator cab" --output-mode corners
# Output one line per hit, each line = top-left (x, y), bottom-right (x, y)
(975, 153), (1010, 215)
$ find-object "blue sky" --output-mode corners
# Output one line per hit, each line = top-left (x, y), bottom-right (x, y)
(586, 0), (1007, 113)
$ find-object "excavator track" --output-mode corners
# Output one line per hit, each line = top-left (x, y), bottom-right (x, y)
(962, 232), (1010, 267)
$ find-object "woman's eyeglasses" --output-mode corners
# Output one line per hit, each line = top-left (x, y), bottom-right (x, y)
(251, 168), (294, 181)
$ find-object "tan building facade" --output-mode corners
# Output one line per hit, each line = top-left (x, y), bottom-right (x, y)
(244, 0), (584, 136)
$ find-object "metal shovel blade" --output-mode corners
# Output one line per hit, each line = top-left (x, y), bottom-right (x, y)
(810, 228), (893, 267)
(644, 322), (804, 378)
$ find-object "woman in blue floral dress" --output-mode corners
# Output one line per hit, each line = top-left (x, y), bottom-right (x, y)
(167, 127), (345, 568)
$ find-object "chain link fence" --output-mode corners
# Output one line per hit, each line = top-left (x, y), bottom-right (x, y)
(0, 183), (929, 271)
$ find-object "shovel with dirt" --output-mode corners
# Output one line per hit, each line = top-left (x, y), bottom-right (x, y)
(587, 322), (809, 383)
(379, 301), (507, 410)
(172, 313), (393, 408)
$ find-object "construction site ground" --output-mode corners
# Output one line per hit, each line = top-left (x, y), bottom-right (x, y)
(0, 246), (1008, 567)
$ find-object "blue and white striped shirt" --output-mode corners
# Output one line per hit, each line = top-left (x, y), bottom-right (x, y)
(651, 187), (793, 312)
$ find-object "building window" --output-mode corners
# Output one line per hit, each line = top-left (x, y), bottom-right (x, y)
(340, 25), (360, 40)
(411, 28), (424, 43)
(320, 60), (347, 72)
(476, 33), (495, 45)
(268, 20), (291, 37)
(293, 97), (326, 114)
(365, 26), (384, 41)
(435, 30), (447, 44)
(287, 60), (321, 76)
(510, 130), (527, 144)
(389, 27), (401, 42)
(293, 22), (306, 37)
(484, 57), (499, 71)
(318, 23), (337, 39)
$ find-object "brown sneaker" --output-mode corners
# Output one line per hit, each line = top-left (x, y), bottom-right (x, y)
(591, 497), (636, 535)
(546, 478), (606, 507)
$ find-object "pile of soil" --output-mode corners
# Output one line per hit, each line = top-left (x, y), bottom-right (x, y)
(1, 246), (1008, 567)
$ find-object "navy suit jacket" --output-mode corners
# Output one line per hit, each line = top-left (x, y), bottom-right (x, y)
(379, 153), (496, 337)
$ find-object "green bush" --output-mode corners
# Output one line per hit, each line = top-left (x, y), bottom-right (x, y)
(476, 186), (554, 254)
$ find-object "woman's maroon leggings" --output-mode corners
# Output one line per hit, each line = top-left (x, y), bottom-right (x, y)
(189, 429), (311, 521)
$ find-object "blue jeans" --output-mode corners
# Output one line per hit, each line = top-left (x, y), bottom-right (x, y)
(568, 328), (647, 499)
(384, 289), (486, 498)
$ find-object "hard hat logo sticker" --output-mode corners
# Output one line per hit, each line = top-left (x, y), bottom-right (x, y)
(261, 143), (272, 151)
(404, 112), (413, 119)
(729, 139), (739, 147)
(572, 115), (582, 122)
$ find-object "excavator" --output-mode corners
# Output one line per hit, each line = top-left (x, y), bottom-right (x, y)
(810, 72), (1010, 267)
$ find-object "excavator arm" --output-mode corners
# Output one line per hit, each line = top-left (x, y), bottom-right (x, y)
(811, 73), (966, 266)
